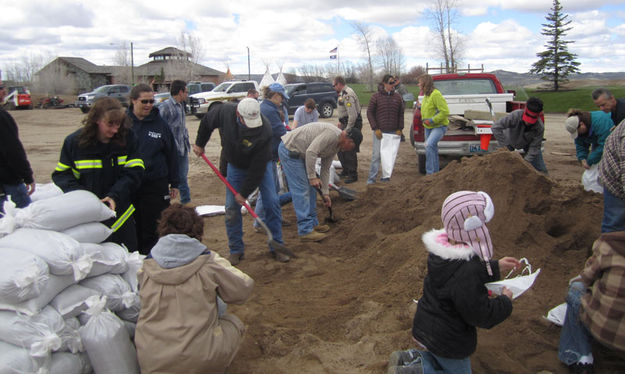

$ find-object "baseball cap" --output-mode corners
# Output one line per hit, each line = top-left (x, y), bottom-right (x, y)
(522, 107), (539, 125)
(269, 82), (289, 100)
(441, 191), (495, 264)
(564, 116), (579, 139)
(237, 98), (263, 128)
(346, 127), (363, 152)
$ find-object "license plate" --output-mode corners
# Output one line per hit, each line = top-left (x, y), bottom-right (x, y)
(469, 144), (483, 152)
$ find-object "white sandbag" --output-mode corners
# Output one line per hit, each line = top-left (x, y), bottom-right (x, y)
(62, 222), (113, 244)
(0, 306), (64, 359)
(49, 352), (91, 374)
(121, 251), (145, 292)
(79, 296), (139, 374)
(49, 285), (100, 318)
(0, 229), (92, 281)
(30, 183), (63, 202)
(0, 190), (115, 235)
(82, 243), (128, 278)
(0, 274), (75, 316)
(116, 302), (140, 323)
(79, 274), (136, 312)
(581, 163), (603, 193)
(0, 247), (49, 304)
(0, 340), (46, 374)
(380, 133), (401, 179)
(122, 320), (136, 339)
(60, 317), (83, 354)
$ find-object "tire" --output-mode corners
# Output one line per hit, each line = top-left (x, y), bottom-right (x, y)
(80, 106), (90, 113)
(409, 125), (415, 147)
(418, 154), (426, 175)
(319, 103), (334, 118)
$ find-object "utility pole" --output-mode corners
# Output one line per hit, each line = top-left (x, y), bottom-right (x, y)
(131, 42), (135, 86)
(247, 47), (251, 80)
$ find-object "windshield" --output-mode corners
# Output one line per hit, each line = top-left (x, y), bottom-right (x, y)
(434, 79), (497, 95)
(93, 86), (111, 94)
(8, 86), (27, 94)
(212, 82), (230, 93)
(285, 84), (298, 96)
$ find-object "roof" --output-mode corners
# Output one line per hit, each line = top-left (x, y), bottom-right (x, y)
(56, 57), (111, 74)
(134, 60), (223, 77)
(149, 47), (191, 59)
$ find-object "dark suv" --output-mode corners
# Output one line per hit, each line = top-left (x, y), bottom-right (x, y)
(75, 84), (131, 113)
(285, 82), (338, 118)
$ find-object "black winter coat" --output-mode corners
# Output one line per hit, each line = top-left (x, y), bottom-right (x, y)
(0, 108), (33, 185)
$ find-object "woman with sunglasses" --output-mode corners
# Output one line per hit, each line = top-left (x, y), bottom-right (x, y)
(128, 83), (179, 254)
(52, 97), (145, 251)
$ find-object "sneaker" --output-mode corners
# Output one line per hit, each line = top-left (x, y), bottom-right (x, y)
(387, 365), (423, 374)
(344, 176), (358, 184)
(568, 363), (594, 374)
(229, 253), (243, 266)
(388, 350), (420, 367)
(380, 177), (390, 182)
(314, 224), (330, 233)
(271, 251), (290, 263)
(300, 231), (327, 242)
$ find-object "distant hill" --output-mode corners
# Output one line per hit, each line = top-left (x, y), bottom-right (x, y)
(489, 69), (625, 88)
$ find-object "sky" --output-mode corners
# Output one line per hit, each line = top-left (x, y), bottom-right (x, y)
(1, 0), (625, 79)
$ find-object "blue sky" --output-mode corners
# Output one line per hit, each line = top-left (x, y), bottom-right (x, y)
(1, 0), (624, 79)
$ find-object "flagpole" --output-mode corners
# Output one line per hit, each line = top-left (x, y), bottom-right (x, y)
(337, 47), (340, 75)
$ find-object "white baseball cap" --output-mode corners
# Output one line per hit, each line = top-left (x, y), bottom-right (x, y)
(237, 98), (262, 128)
(564, 116), (579, 139)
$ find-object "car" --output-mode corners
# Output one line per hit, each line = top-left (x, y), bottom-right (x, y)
(75, 84), (131, 113)
(190, 80), (259, 119)
(153, 92), (171, 108)
(187, 81), (215, 96)
(284, 82), (338, 118)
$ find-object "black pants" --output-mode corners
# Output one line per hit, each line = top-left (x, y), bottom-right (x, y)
(338, 115), (362, 178)
(134, 178), (170, 255)
(103, 202), (138, 253)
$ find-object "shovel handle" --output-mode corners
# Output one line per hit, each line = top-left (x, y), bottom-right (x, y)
(199, 153), (259, 220)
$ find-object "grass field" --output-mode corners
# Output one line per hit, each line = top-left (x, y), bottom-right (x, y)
(349, 83), (625, 114)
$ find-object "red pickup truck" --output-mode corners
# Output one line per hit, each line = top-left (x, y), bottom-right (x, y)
(410, 73), (528, 174)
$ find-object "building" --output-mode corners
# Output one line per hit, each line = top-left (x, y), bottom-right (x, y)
(35, 47), (224, 94)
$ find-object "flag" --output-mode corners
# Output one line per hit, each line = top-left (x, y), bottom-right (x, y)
(329, 47), (338, 53)
(330, 55), (337, 60)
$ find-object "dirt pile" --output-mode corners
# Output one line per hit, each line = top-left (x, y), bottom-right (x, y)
(230, 150), (604, 374)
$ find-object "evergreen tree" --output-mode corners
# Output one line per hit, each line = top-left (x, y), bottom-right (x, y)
(529, 0), (580, 91)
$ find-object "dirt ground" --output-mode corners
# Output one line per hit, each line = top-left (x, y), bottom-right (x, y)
(10, 106), (610, 373)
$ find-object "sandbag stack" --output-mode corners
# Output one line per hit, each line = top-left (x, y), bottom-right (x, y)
(0, 187), (144, 374)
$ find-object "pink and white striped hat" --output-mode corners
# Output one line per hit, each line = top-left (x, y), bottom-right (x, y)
(441, 191), (495, 262)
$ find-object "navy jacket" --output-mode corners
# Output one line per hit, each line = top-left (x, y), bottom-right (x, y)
(0, 108), (33, 185)
(260, 99), (286, 161)
(128, 107), (179, 188)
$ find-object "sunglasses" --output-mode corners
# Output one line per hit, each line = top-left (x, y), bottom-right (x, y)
(140, 99), (155, 104)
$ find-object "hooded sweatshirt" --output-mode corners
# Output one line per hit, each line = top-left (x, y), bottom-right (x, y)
(135, 234), (254, 374)
(412, 229), (512, 359)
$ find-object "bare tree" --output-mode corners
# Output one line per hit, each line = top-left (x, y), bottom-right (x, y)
(3, 53), (47, 84)
(427, 0), (462, 73)
(376, 36), (405, 76)
(113, 42), (132, 84)
(351, 21), (375, 91)
(403, 65), (426, 84)
(34, 63), (75, 95)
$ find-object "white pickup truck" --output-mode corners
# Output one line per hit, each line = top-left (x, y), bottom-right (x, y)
(410, 73), (529, 174)
(190, 80), (259, 119)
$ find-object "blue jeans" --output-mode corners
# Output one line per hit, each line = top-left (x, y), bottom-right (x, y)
(424, 126), (447, 174)
(602, 187), (625, 233)
(0, 183), (31, 213)
(225, 162), (283, 255)
(278, 143), (319, 236)
(558, 281), (593, 365)
(403, 349), (472, 374)
(527, 151), (548, 174)
(178, 151), (190, 204)
(367, 133), (381, 184)
(255, 161), (292, 224)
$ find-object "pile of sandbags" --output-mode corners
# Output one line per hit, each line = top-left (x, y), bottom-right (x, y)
(0, 187), (143, 374)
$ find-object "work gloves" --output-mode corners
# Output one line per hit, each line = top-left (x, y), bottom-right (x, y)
(375, 129), (383, 140)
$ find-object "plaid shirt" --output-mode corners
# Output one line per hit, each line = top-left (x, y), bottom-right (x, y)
(580, 231), (625, 352)
(158, 97), (189, 156)
(599, 119), (625, 198)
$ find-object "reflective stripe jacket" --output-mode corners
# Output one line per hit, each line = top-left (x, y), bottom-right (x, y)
(52, 128), (144, 214)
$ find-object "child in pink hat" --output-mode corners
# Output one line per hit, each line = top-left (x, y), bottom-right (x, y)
(388, 191), (521, 374)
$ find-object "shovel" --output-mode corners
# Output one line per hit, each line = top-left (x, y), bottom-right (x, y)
(329, 182), (357, 201)
(199, 153), (297, 258)
(314, 185), (338, 223)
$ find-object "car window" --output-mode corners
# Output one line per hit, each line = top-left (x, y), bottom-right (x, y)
(201, 83), (214, 91)
(308, 84), (331, 94)
(230, 83), (255, 93)
(434, 79), (497, 95)
(109, 87), (119, 94)
(94, 86), (110, 94)
(187, 84), (200, 95)
(291, 86), (307, 95)
(9, 86), (27, 94)
(213, 83), (230, 92)
(119, 86), (129, 93)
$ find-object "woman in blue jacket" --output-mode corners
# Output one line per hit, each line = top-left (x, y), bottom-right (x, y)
(564, 109), (614, 169)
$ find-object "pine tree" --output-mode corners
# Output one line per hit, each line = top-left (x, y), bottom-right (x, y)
(529, 0), (580, 91)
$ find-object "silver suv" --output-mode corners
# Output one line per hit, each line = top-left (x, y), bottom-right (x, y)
(75, 84), (131, 113)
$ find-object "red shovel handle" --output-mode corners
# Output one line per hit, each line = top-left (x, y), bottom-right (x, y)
(199, 153), (259, 220)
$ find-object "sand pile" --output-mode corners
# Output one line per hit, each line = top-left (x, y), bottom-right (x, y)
(231, 150), (606, 374)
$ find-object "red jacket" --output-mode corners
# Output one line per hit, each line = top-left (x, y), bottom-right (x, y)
(367, 88), (405, 133)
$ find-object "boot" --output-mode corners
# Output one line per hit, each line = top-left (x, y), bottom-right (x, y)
(300, 231), (327, 242)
